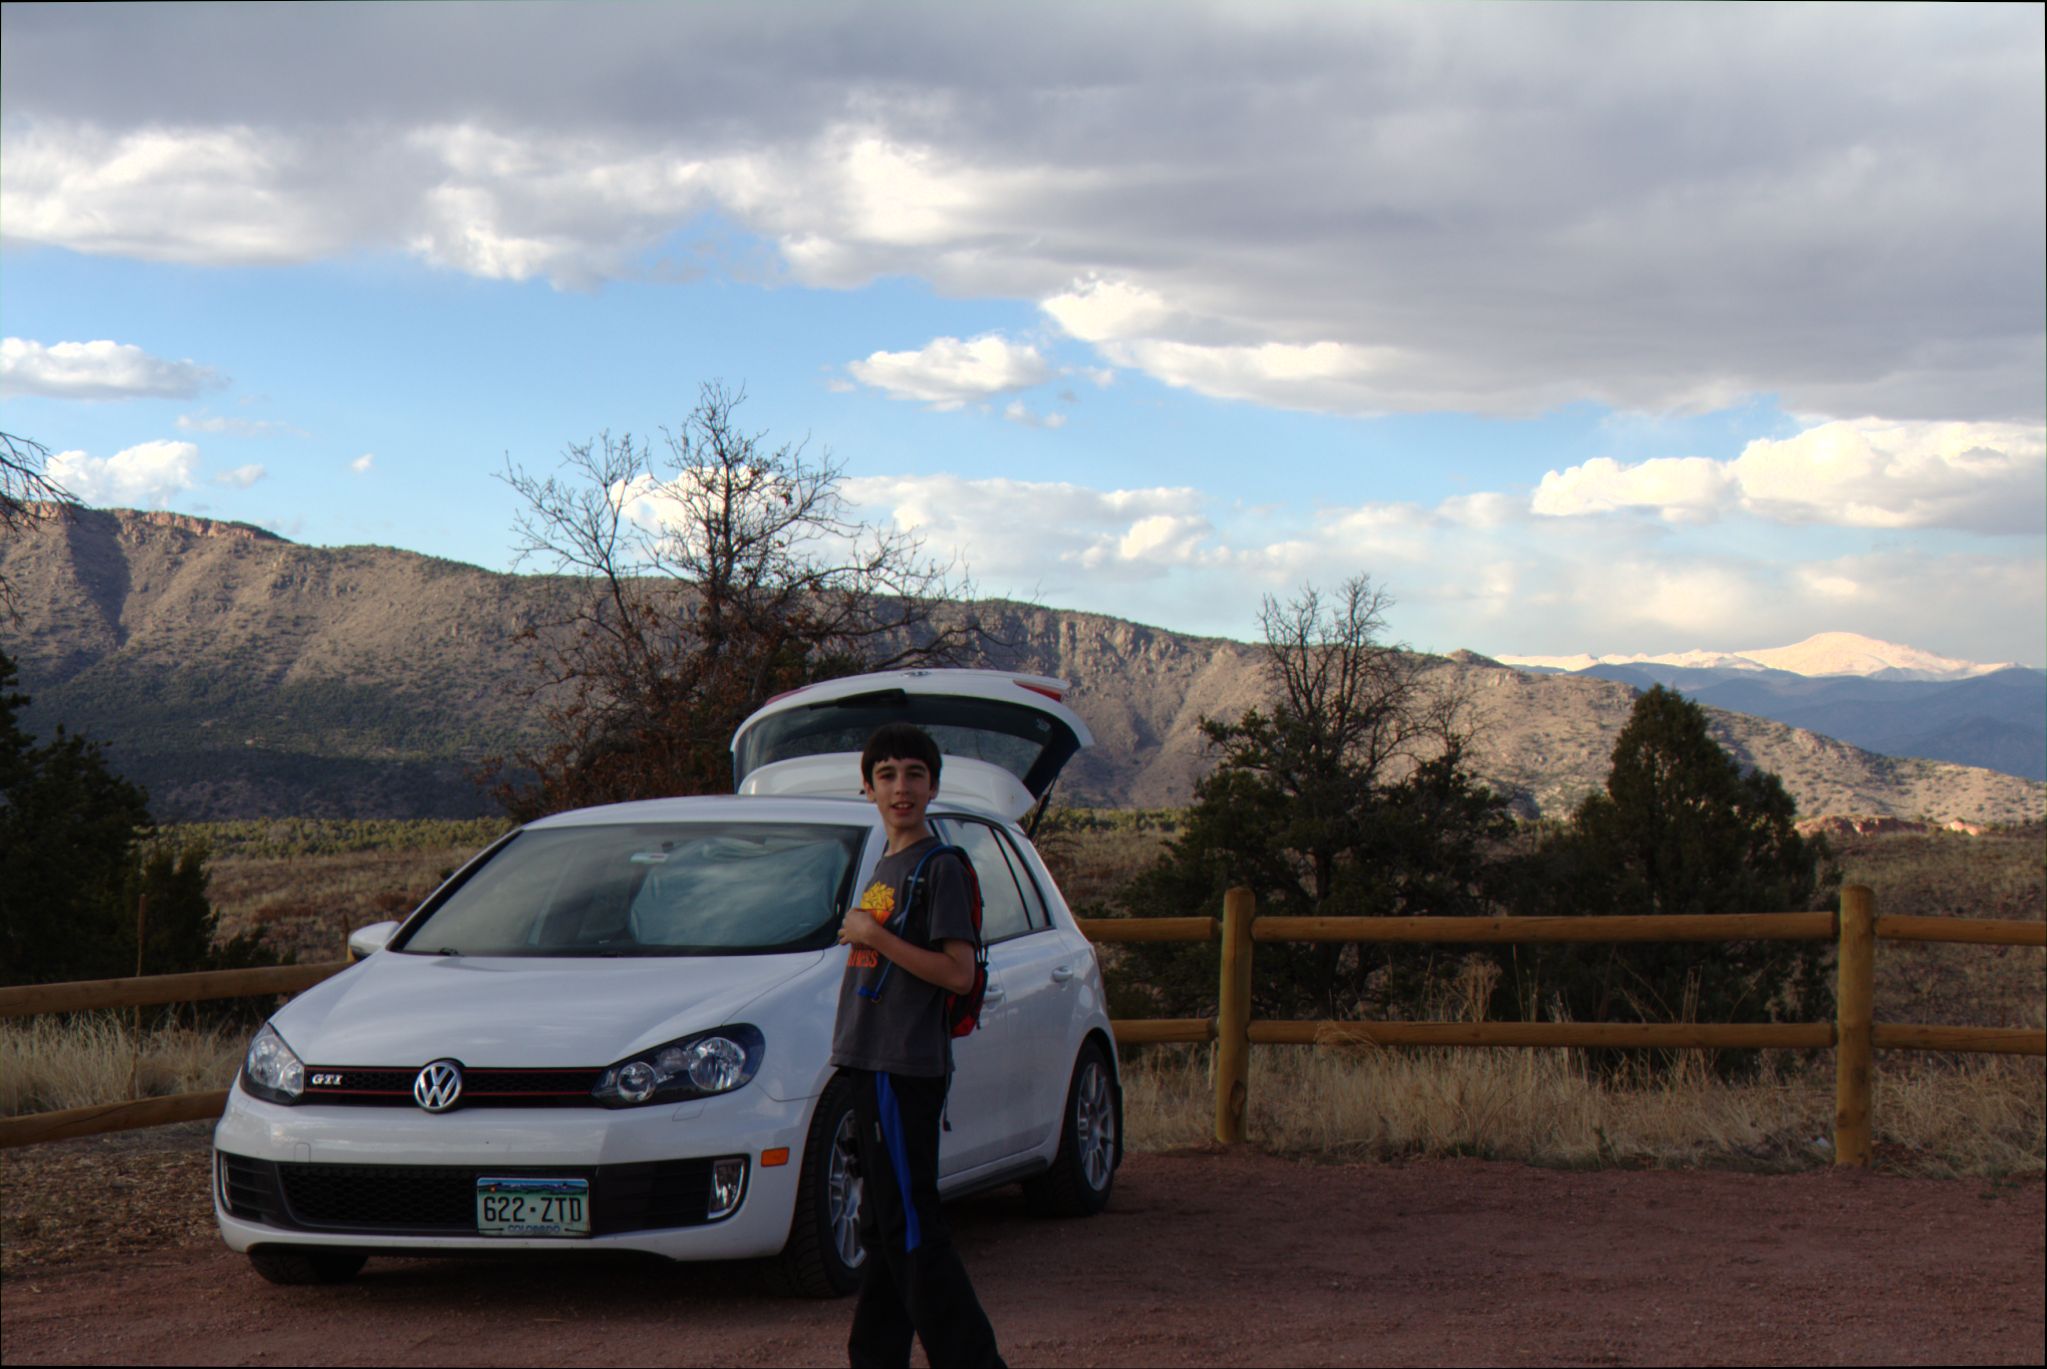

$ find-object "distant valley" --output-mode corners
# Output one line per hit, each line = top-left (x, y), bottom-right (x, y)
(3, 508), (2042, 826)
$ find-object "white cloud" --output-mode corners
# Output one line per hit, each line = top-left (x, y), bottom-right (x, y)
(350, 453), (375, 474)
(46, 440), (200, 508)
(847, 335), (1052, 410)
(0, 123), (351, 266)
(1438, 492), (1519, 528)
(177, 413), (303, 437)
(1730, 420), (2044, 532)
(843, 474), (1217, 584)
(211, 463), (267, 488)
(1532, 456), (1736, 523)
(4, 5), (2037, 419)
(1041, 280), (1173, 344)
(836, 465), (2043, 664)
(1, 337), (223, 400)
(1533, 419), (2044, 532)
(1002, 400), (1065, 429)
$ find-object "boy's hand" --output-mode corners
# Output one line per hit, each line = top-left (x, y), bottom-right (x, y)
(838, 912), (885, 950)
(839, 916), (977, 995)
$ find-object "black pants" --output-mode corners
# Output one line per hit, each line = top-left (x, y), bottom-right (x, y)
(846, 1069), (1003, 1369)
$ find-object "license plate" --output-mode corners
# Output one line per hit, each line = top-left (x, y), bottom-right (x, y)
(476, 1177), (591, 1237)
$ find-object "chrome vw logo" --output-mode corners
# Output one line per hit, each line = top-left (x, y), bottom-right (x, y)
(413, 1060), (463, 1112)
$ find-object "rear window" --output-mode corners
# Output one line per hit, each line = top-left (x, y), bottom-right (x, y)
(394, 823), (867, 957)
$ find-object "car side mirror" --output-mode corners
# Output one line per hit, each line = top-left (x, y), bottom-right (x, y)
(347, 920), (401, 962)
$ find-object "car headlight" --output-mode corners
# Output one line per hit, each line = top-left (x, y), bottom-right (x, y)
(239, 1023), (305, 1105)
(592, 1025), (764, 1108)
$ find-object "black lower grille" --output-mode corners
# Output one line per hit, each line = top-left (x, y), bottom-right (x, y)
(219, 1151), (286, 1225)
(282, 1162), (478, 1231)
(216, 1153), (724, 1235)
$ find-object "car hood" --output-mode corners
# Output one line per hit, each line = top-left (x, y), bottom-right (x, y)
(271, 949), (828, 1067)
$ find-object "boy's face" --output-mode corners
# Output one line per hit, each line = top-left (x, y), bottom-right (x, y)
(863, 756), (937, 842)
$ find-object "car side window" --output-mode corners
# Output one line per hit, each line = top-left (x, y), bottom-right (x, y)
(946, 820), (1035, 943)
(996, 829), (1050, 929)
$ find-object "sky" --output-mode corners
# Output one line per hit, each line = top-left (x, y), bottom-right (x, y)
(2, 2), (2042, 666)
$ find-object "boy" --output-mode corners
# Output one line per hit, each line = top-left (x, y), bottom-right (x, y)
(831, 722), (1005, 1369)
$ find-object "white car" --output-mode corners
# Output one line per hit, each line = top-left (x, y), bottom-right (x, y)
(213, 669), (1121, 1296)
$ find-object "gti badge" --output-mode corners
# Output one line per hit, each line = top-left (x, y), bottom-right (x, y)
(413, 1059), (463, 1112)
(310, 1073), (343, 1087)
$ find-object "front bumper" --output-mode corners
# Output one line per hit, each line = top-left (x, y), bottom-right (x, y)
(212, 1083), (812, 1261)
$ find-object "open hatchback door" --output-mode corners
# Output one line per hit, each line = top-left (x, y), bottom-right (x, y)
(730, 669), (1093, 822)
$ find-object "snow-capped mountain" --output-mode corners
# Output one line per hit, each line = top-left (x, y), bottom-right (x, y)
(1499, 632), (2018, 682)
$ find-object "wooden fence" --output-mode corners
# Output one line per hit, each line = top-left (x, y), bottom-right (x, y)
(1073, 884), (2045, 1165)
(1, 884), (2041, 1161)
(0, 962), (351, 1149)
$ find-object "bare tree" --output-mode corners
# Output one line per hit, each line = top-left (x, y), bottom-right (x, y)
(1248, 577), (1470, 830)
(1, 432), (75, 618)
(479, 381), (986, 817)
(1118, 575), (1505, 1021)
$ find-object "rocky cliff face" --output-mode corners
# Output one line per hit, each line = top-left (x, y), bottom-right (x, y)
(4, 508), (2041, 825)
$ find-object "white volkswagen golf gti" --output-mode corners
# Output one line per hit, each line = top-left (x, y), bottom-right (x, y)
(213, 670), (1121, 1296)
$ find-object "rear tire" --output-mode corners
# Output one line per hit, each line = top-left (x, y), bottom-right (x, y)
(766, 1073), (865, 1298)
(247, 1249), (368, 1286)
(1023, 1039), (1119, 1218)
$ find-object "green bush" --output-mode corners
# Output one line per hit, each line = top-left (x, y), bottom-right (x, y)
(0, 648), (283, 1014)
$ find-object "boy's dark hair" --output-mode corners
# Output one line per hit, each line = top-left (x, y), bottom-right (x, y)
(861, 722), (942, 788)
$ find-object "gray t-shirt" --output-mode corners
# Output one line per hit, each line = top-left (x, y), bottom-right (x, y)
(830, 835), (976, 1078)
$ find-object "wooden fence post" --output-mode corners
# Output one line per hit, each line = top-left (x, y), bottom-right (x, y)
(1834, 884), (1875, 1167)
(1215, 886), (1255, 1144)
(128, 893), (148, 1100)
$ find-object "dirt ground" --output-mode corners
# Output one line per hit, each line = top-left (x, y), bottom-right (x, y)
(3, 1123), (2042, 1367)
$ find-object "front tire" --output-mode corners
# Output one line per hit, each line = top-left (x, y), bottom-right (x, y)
(246, 1249), (367, 1286)
(767, 1073), (865, 1298)
(1023, 1038), (1119, 1218)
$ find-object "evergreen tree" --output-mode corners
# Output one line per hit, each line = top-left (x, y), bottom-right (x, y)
(1503, 685), (1836, 1076)
(0, 649), (152, 986)
(0, 648), (279, 997)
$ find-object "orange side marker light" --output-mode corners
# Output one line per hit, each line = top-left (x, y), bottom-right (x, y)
(761, 1147), (790, 1167)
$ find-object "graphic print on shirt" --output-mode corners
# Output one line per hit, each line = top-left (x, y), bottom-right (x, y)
(849, 879), (896, 968)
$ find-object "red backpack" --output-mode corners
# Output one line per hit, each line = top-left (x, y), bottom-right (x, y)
(858, 843), (987, 1037)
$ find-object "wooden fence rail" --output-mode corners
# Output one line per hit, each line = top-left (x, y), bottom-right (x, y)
(1, 886), (2040, 1159)
(1077, 882), (2045, 1165)
(0, 962), (351, 1019)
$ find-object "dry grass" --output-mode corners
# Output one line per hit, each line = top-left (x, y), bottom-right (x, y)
(207, 845), (478, 963)
(0, 1014), (244, 1117)
(1122, 1043), (2044, 1178)
(1091, 821), (2043, 1176)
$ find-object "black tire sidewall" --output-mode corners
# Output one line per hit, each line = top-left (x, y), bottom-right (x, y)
(1070, 1040), (1116, 1205)
(800, 1075), (865, 1295)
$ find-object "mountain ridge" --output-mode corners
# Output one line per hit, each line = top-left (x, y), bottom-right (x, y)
(3, 507), (2040, 826)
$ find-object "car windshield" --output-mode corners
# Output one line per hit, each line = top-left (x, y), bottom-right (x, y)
(394, 822), (867, 957)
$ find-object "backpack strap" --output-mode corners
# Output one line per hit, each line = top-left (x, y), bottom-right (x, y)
(856, 844), (972, 1003)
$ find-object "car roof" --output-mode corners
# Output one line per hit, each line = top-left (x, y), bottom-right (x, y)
(522, 793), (1023, 831)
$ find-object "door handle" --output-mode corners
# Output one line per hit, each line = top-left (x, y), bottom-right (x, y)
(1050, 964), (1076, 983)
(983, 984), (1006, 1004)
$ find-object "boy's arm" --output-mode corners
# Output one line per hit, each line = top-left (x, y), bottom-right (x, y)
(838, 917), (977, 994)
